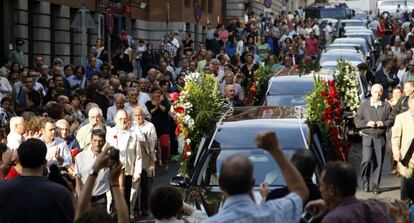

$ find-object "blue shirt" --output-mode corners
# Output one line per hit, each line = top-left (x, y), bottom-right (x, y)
(203, 193), (302, 223)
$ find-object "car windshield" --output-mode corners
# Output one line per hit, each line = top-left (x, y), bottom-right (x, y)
(345, 21), (365, 26)
(354, 13), (367, 20)
(320, 8), (346, 19)
(320, 53), (364, 64)
(266, 95), (307, 106)
(198, 149), (296, 187)
(268, 79), (314, 95)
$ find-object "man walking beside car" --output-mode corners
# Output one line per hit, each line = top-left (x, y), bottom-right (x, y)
(355, 84), (392, 194)
(203, 131), (309, 223)
(392, 96), (414, 200)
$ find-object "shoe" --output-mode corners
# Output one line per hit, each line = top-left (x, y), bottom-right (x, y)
(372, 185), (380, 195)
(363, 181), (370, 192)
(130, 213), (135, 220)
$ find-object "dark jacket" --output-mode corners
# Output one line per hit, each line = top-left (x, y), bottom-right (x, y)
(374, 68), (399, 99)
(141, 50), (159, 75)
(389, 95), (410, 125)
(266, 180), (321, 206)
(354, 98), (392, 137)
(93, 93), (110, 120)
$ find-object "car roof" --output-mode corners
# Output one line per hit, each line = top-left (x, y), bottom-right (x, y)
(340, 19), (364, 22)
(322, 49), (362, 55)
(334, 37), (367, 43)
(328, 43), (362, 47)
(223, 106), (306, 122)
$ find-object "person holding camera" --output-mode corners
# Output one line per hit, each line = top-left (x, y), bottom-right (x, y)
(355, 84), (393, 194)
(74, 128), (110, 212)
(75, 145), (129, 223)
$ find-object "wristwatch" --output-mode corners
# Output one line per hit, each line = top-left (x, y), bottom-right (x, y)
(89, 169), (98, 177)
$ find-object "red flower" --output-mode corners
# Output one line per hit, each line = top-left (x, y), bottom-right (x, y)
(71, 149), (79, 158)
(175, 126), (181, 136)
(320, 90), (326, 97)
(114, 135), (117, 139)
(327, 80), (334, 86)
(174, 106), (185, 114)
(335, 108), (342, 116)
(185, 144), (191, 152)
(182, 152), (188, 159)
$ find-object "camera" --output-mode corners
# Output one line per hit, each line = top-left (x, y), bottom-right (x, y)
(300, 211), (314, 223)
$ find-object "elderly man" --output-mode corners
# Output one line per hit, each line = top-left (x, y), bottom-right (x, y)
(40, 118), (72, 169)
(224, 84), (242, 107)
(74, 128), (110, 211)
(130, 106), (157, 218)
(76, 107), (105, 150)
(124, 88), (150, 119)
(56, 119), (80, 158)
(106, 109), (143, 214)
(7, 117), (25, 151)
(93, 79), (111, 120)
(220, 71), (244, 101)
(355, 84), (392, 194)
(106, 93), (131, 127)
(392, 96), (414, 200)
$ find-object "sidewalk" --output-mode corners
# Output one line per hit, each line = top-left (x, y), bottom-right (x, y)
(348, 141), (401, 201)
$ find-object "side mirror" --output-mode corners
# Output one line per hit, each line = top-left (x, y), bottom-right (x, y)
(171, 176), (190, 188)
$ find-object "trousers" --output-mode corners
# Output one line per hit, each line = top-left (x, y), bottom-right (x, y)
(361, 135), (385, 187)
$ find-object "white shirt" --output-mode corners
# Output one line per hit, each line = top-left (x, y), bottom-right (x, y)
(41, 137), (72, 168)
(397, 68), (407, 86)
(7, 131), (24, 150)
(132, 121), (157, 154)
(138, 92), (151, 105)
(74, 149), (110, 196)
(0, 76), (12, 100)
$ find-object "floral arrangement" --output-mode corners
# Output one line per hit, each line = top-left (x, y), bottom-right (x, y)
(245, 63), (273, 105)
(306, 76), (349, 161)
(173, 73), (225, 176)
(333, 60), (360, 117)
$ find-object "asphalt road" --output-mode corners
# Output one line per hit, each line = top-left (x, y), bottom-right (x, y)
(135, 140), (401, 222)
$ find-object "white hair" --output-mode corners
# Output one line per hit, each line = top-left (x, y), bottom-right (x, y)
(56, 119), (69, 128)
(114, 93), (125, 101)
(115, 109), (129, 125)
(88, 107), (103, 118)
(371, 83), (383, 91)
(10, 117), (24, 132)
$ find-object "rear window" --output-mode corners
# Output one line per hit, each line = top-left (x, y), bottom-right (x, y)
(268, 80), (314, 95)
(320, 8), (347, 19)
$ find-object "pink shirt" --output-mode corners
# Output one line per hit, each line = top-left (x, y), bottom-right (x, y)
(305, 38), (320, 56)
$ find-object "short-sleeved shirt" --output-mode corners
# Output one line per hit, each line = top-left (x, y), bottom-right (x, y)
(74, 149), (110, 196)
(203, 193), (303, 223)
(0, 176), (74, 223)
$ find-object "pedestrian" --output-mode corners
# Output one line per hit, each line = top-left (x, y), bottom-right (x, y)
(131, 106), (157, 218)
(106, 109), (143, 215)
(203, 131), (309, 223)
(392, 96), (414, 200)
(355, 84), (392, 194)
(0, 139), (75, 223)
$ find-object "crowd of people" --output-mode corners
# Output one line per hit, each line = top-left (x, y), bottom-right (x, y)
(0, 6), (414, 223)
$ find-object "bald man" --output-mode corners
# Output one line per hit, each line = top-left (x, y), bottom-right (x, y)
(355, 84), (392, 194)
(106, 109), (143, 214)
(106, 93), (132, 127)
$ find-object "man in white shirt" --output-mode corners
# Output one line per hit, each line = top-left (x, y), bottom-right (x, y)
(74, 128), (110, 210)
(40, 118), (72, 168)
(106, 93), (132, 127)
(76, 107), (106, 150)
(106, 109), (143, 214)
(0, 75), (12, 100)
(7, 117), (25, 151)
(130, 106), (157, 218)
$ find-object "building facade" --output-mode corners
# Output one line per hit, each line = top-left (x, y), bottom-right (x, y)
(0, 0), (223, 68)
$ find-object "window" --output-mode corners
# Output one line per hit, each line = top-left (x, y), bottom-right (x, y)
(185, 0), (191, 8)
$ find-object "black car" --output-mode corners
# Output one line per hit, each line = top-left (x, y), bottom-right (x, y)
(171, 106), (326, 216)
(304, 3), (352, 20)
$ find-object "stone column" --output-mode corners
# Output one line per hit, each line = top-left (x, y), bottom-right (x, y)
(32, 1), (51, 66)
(13, 0), (29, 67)
(52, 5), (71, 65)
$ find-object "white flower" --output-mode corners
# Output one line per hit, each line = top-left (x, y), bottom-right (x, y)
(186, 138), (191, 144)
(186, 151), (192, 156)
